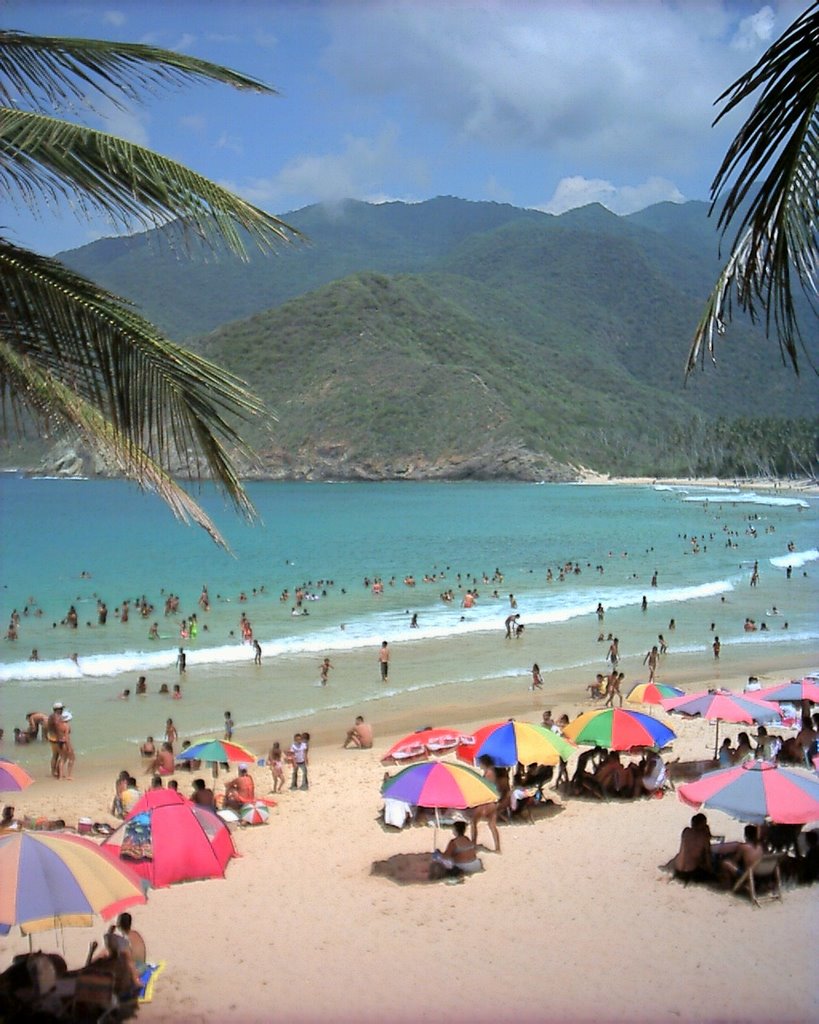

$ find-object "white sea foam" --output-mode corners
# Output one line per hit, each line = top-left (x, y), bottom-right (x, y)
(769, 549), (818, 569)
(682, 492), (809, 508)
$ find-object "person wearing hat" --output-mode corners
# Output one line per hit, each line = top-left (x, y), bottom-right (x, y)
(57, 707), (75, 780)
(46, 702), (65, 778)
(224, 764), (255, 810)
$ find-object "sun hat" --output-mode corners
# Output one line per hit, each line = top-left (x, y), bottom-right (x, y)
(238, 763), (248, 772)
(52, 701), (64, 709)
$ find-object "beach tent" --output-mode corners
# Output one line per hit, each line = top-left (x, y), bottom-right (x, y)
(101, 787), (236, 888)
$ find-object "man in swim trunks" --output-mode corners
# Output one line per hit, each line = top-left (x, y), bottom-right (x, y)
(46, 702), (64, 777)
(224, 765), (255, 809)
(343, 715), (373, 749)
(378, 641), (390, 681)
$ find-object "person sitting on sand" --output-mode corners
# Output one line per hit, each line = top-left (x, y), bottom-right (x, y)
(718, 737), (734, 767)
(146, 742), (174, 777)
(431, 820), (483, 879)
(0, 805), (20, 831)
(343, 715), (373, 749)
(224, 764), (255, 809)
(637, 751), (667, 797)
(139, 736), (156, 758)
(114, 912), (147, 973)
(190, 777), (216, 810)
(665, 813), (714, 881)
(733, 732), (754, 765)
(88, 925), (142, 999)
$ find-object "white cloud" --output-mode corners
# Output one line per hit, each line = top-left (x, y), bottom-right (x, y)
(223, 125), (426, 210)
(731, 6), (776, 50)
(539, 175), (686, 216)
(216, 132), (244, 156)
(319, 2), (794, 189)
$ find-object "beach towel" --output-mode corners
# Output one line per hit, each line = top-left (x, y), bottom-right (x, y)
(383, 798), (412, 829)
(138, 961), (166, 1003)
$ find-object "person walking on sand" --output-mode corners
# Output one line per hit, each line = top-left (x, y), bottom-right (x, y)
(176, 647), (186, 674)
(253, 639), (262, 665)
(607, 636), (619, 668)
(531, 663), (544, 690)
(378, 641), (390, 682)
(713, 636), (721, 659)
(643, 646), (660, 684)
(319, 657), (334, 686)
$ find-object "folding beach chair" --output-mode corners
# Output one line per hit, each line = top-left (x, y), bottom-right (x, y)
(733, 852), (783, 907)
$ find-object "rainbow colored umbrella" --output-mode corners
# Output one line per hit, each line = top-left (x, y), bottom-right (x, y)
(381, 761), (499, 809)
(678, 761), (819, 825)
(626, 682), (685, 706)
(562, 708), (676, 750)
(457, 720), (575, 768)
(755, 678), (819, 704)
(382, 728), (475, 766)
(0, 831), (146, 936)
(661, 690), (781, 758)
(175, 738), (258, 766)
(0, 758), (34, 793)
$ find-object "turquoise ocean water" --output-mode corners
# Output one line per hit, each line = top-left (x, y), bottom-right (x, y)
(1, 474), (817, 762)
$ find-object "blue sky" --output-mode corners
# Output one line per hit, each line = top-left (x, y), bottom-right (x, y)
(3, 0), (807, 254)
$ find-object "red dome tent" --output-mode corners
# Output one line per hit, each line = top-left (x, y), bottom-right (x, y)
(101, 787), (236, 888)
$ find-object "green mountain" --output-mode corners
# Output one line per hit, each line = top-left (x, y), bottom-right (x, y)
(45, 197), (819, 479)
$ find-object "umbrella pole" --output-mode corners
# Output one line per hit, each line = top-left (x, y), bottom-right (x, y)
(714, 720), (720, 761)
(433, 806), (441, 851)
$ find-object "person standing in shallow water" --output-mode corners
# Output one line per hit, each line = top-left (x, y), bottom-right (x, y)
(378, 641), (390, 682)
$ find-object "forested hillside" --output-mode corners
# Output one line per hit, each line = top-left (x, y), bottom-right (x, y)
(44, 197), (819, 479)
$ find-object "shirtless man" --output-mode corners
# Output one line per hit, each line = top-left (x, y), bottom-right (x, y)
(643, 645), (660, 684)
(46, 702), (64, 777)
(666, 813), (713, 880)
(343, 715), (373, 749)
(224, 765), (255, 809)
(717, 824), (764, 887)
(190, 777), (216, 810)
(25, 710), (48, 740)
(146, 742), (174, 777)
(319, 657), (334, 685)
(378, 641), (390, 681)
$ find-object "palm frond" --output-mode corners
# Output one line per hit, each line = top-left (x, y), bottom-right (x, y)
(0, 237), (267, 537)
(0, 337), (231, 546)
(0, 30), (275, 115)
(688, 3), (819, 375)
(0, 108), (301, 256)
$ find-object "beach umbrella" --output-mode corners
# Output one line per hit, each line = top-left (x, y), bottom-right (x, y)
(626, 682), (685, 706)
(562, 708), (676, 750)
(456, 720), (575, 768)
(239, 801), (269, 826)
(381, 761), (499, 846)
(175, 738), (258, 766)
(755, 678), (819, 704)
(0, 830), (146, 936)
(678, 760), (819, 825)
(382, 728), (475, 766)
(0, 758), (34, 792)
(661, 690), (781, 758)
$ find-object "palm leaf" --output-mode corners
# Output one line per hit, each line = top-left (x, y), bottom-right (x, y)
(688, 4), (819, 375)
(0, 108), (301, 257)
(0, 30), (276, 114)
(0, 238), (267, 546)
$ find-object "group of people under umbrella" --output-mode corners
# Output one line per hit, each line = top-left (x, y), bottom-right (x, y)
(379, 675), (819, 886)
(0, 736), (271, 1019)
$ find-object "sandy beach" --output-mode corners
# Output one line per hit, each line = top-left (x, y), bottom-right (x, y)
(2, 643), (817, 1024)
